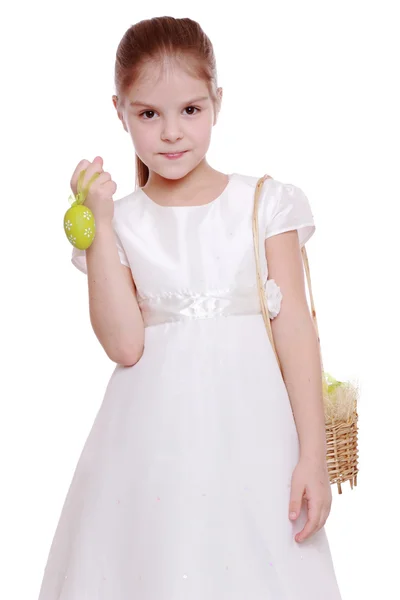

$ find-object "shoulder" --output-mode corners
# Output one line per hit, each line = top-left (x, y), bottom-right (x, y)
(231, 172), (309, 215)
(232, 172), (305, 197)
(233, 172), (315, 246)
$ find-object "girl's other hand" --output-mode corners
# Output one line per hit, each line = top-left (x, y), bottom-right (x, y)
(70, 156), (116, 225)
(288, 455), (332, 543)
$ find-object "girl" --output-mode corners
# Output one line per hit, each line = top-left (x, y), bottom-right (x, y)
(39, 16), (342, 600)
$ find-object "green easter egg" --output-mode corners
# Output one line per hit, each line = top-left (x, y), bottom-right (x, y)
(64, 205), (96, 250)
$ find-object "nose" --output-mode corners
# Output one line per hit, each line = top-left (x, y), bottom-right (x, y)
(160, 116), (183, 143)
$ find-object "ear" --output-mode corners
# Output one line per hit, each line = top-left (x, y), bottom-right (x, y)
(112, 95), (128, 132)
(213, 87), (223, 126)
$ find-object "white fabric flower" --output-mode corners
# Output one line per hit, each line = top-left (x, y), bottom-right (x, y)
(264, 278), (282, 319)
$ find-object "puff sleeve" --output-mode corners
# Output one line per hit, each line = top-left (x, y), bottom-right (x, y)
(71, 222), (130, 274)
(264, 181), (315, 247)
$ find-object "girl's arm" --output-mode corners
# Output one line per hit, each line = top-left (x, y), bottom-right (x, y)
(265, 230), (326, 461)
(85, 223), (145, 366)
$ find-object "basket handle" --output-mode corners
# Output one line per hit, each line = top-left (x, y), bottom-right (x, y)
(252, 174), (324, 373)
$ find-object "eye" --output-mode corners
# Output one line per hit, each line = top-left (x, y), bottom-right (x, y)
(184, 106), (200, 115)
(139, 106), (200, 120)
(140, 110), (157, 120)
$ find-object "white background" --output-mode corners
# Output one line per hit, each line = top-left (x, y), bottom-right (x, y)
(1, 1), (399, 598)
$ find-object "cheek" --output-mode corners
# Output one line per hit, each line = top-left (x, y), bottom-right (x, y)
(128, 122), (154, 152)
(199, 127), (213, 149)
(194, 117), (213, 145)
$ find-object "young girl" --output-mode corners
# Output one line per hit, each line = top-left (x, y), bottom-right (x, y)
(39, 16), (342, 600)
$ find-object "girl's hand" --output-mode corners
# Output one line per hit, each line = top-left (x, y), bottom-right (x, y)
(70, 156), (116, 225)
(289, 455), (332, 543)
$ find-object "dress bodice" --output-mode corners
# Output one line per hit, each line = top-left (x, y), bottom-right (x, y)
(71, 173), (315, 327)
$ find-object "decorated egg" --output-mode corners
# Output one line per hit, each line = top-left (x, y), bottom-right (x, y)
(64, 168), (100, 249)
(64, 204), (96, 250)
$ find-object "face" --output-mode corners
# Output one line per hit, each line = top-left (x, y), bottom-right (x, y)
(113, 59), (222, 182)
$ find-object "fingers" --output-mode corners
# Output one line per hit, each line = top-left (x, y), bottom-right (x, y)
(95, 171), (112, 184)
(70, 159), (90, 195)
(70, 157), (104, 196)
(90, 173), (117, 199)
(295, 502), (319, 543)
(289, 481), (304, 522)
(82, 157), (104, 191)
(295, 502), (330, 543)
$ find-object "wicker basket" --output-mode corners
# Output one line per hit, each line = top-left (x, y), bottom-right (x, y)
(253, 174), (359, 494)
(323, 373), (359, 494)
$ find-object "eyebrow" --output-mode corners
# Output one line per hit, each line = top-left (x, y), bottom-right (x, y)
(130, 96), (209, 108)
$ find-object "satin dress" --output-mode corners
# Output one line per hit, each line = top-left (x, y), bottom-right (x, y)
(38, 173), (342, 599)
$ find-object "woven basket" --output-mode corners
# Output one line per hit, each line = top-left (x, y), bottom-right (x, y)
(253, 174), (359, 494)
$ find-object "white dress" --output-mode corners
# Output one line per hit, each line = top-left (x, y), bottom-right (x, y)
(38, 173), (342, 599)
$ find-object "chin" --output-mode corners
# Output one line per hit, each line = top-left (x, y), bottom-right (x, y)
(154, 162), (200, 180)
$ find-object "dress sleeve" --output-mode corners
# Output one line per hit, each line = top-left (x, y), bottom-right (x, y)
(264, 181), (315, 247)
(71, 224), (130, 274)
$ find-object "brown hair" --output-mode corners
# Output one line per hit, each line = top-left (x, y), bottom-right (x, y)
(113, 16), (220, 188)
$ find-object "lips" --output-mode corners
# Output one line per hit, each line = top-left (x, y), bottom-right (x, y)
(161, 151), (187, 155)
(160, 150), (188, 160)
